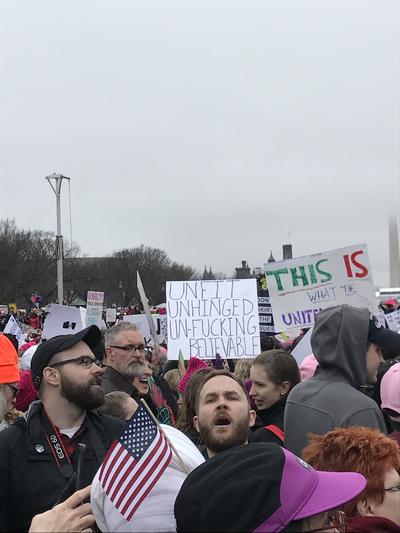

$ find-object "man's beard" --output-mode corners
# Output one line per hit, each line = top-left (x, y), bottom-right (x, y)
(198, 412), (250, 454)
(120, 361), (148, 381)
(60, 373), (105, 411)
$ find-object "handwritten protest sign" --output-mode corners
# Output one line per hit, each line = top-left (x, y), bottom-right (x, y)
(265, 244), (379, 332)
(4, 315), (24, 346)
(384, 310), (400, 332)
(123, 314), (166, 346)
(166, 279), (260, 360)
(86, 291), (104, 328)
(42, 304), (84, 339)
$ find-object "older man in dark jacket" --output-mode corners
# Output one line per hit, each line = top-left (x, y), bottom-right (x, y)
(102, 322), (178, 426)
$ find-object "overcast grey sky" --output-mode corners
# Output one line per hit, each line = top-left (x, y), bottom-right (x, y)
(1, 0), (399, 287)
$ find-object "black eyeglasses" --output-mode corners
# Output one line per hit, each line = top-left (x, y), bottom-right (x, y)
(385, 484), (400, 493)
(109, 344), (146, 355)
(6, 384), (19, 398)
(49, 355), (106, 369)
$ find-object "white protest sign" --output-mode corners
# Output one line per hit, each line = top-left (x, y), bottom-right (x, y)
(166, 279), (260, 360)
(106, 308), (117, 323)
(265, 244), (379, 332)
(42, 304), (84, 339)
(86, 291), (104, 328)
(3, 315), (24, 345)
(384, 310), (400, 332)
(123, 314), (166, 346)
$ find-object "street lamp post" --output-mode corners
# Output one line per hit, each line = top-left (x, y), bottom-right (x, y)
(46, 173), (70, 304)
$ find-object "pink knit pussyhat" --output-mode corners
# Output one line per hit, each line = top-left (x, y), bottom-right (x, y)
(178, 357), (208, 394)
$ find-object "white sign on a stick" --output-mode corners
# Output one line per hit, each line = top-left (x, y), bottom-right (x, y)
(166, 279), (260, 360)
(86, 291), (104, 328)
(265, 244), (379, 332)
(106, 308), (117, 323)
(3, 315), (24, 345)
(123, 314), (166, 346)
(384, 310), (400, 332)
(42, 304), (84, 339)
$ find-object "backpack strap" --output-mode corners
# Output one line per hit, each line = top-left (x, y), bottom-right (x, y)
(264, 424), (284, 442)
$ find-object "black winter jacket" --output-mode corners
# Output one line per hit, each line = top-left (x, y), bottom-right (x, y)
(101, 366), (178, 424)
(249, 396), (286, 445)
(0, 400), (123, 532)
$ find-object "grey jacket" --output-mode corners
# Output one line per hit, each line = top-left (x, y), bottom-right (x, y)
(284, 305), (387, 457)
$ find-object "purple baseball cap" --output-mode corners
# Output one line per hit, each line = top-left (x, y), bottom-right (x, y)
(254, 448), (366, 532)
(174, 443), (366, 532)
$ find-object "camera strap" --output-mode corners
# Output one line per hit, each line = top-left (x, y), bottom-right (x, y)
(41, 408), (74, 479)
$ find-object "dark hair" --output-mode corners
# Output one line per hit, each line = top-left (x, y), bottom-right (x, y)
(252, 349), (300, 388)
(164, 360), (180, 373)
(260, 335), (278, 352)
(177, 368), (212, 435)
(194, 369), (251, 414)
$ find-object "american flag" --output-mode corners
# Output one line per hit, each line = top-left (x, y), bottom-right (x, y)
(99, 403), (172, 520)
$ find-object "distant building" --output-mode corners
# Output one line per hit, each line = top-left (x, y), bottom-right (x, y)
(235, 260), (251, 279)
(267, 251), (275, 263)
(202, 266), (215, 280)
(282, 244), (293, 260)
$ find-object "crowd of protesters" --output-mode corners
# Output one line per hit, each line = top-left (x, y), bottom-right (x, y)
(0, 299), (399, 532)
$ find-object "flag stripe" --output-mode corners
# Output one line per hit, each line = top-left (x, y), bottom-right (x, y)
(99, 441), (123, 485)
(105, 448), (132, 496)
(114, 430), (164, 508)
(120, 433), (169, 514)
(101, 443), (126, 491)
(99, 403), (172, 520)
(110, 431), (164, 504)
(99, 440), (118, 481)
(125, 440), (172, 520)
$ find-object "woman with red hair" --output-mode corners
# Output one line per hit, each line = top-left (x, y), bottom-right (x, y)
(302, 426), (400, 532)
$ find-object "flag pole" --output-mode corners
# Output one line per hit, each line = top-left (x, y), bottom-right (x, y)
(140, 399), (191, 475)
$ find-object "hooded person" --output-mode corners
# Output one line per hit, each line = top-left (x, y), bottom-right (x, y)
(284, 305), (395, 457)
(91, 422), (205, 532)
(174, 442), (367, 532)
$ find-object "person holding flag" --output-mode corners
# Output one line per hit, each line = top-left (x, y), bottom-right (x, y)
(91, 401), (205, 532)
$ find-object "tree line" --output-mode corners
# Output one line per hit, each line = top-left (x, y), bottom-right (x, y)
(0, 219), (197, 308)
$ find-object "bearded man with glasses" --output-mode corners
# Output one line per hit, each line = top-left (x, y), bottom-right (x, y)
(103, 322), (178, 426)
(0, 325), (124, 532)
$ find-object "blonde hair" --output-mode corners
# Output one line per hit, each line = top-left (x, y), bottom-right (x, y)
(163, 368), (181, 392)
(234, 359), (254, 382)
